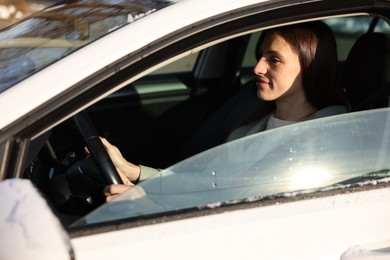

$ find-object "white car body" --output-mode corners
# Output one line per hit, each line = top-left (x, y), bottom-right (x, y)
(0, 0), (390, 259)
(72, 187), (390, 260)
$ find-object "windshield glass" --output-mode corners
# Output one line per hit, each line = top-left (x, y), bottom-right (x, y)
(72, 108), (390, 227)
(0, 0), (175, 93)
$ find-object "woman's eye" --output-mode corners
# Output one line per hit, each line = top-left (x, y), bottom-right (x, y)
(270, 56), (280, 64)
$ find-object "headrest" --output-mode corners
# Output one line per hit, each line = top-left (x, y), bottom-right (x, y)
(344, 32), (390, 111)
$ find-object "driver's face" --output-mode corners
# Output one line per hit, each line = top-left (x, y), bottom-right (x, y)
(253, 33), (303, 102)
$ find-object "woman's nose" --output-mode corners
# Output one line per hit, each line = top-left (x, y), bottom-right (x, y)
(253, 57), (267, 75)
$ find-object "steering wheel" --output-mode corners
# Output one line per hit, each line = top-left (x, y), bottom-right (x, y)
(72, 111), (123, 185)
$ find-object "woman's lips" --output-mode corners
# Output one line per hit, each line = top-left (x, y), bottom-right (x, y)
(256, 77), (271, 89)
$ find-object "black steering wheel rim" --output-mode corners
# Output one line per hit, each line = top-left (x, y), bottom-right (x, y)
(72, 111), (123, 185)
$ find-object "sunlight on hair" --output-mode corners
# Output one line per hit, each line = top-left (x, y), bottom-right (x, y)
(290, 166), (331, 190)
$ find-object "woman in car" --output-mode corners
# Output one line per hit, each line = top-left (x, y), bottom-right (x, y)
(101, 20), (348, 200)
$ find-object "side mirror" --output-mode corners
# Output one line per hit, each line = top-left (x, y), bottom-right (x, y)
(0, 179), (73, 260)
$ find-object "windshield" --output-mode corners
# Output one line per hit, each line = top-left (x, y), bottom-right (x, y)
(72, 108), (390, 227)
(0, 0), (175, 93)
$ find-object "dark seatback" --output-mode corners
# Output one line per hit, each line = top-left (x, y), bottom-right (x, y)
(344, 32), (390, 111)
(178, 79), (261, 160)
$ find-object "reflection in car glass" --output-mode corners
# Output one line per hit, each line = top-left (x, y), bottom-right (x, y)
(0, 0), (175, 93)
(72, 109), (390, 226)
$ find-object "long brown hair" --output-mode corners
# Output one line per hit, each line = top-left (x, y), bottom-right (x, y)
(241, 21), (346, 125)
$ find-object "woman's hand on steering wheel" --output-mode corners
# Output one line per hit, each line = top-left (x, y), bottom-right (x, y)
(73, 111), (124, 185)
(98, 137), (141, 182)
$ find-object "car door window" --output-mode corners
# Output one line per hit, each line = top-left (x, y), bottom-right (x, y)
(71, 108), (390, 226)
(151, 52), (199, 74)
(325, 16), (390, 60)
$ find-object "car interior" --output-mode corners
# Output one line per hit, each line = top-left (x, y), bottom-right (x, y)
(22, 15), (390, 226)
(344, 32), (390, 111)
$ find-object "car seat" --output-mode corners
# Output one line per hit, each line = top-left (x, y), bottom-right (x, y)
(344, 32), (390, 111)
(177, 78), (262, 160)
